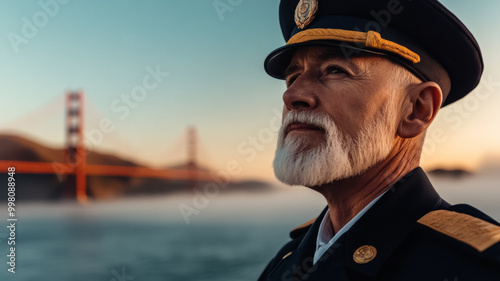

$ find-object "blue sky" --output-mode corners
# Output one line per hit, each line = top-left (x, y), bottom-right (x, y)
(1, 0), (499, 181)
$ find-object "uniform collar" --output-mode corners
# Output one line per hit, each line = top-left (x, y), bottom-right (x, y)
(341, 167), (444, 277)
(267, 208), (327, 281)
(267, 167), (444, 280)
(314, 190), (388, 264)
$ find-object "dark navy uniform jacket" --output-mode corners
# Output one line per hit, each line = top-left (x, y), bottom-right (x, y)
(258, 168), (500, 281)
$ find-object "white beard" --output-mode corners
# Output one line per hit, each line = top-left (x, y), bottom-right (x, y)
(273, 102), (397, 187)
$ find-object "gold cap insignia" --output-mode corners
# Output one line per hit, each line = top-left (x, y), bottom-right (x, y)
(294, 0), (318, 29)
(353, 245), (377, 264)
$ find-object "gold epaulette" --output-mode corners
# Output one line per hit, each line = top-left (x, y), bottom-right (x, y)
(418, 210), (500, 252)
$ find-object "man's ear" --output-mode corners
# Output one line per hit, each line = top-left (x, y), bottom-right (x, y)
(398, 81), (443, 138)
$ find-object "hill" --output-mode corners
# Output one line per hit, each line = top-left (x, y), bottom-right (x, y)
(0, 134), (272, 201)
(0, 134), (137, 166)
(427, 168), (473, 179)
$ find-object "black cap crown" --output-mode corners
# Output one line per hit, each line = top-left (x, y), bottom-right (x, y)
(264, 0), (483, 106)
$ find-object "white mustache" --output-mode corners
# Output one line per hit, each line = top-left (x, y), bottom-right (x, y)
(281, 111), (332, 132)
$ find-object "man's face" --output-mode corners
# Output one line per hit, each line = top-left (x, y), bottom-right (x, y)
(273, 46), (404, 186)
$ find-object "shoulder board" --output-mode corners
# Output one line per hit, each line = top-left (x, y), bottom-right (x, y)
(418, 210), (500, 252)
(290, 218), (316, 239)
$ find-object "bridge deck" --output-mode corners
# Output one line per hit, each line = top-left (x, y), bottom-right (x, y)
(0, 161), (214, 181)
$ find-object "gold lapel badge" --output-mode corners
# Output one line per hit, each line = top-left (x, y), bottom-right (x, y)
(353, 245), (377, 264)
(294, 0), (319, 29)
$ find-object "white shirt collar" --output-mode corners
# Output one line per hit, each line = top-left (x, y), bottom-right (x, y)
(313, 190), (388, 264)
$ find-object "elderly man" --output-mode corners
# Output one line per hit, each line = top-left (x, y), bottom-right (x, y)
(258, 0), (500, 280)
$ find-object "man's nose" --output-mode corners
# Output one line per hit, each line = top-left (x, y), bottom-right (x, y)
(282, 74), (318, 110)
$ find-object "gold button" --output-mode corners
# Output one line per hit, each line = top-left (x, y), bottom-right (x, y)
(282, 251), (292, 259)
(353, 245), (377, 264)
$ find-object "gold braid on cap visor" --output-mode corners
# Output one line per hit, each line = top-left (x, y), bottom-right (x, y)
(286, 29), (421, 63)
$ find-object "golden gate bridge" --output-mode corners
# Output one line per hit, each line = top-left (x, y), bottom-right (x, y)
(0, 91), (215, 204)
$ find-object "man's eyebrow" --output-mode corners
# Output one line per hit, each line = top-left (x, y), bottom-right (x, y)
(284, 51), (342, 76)
(317, 51), (363, 72)
(284, 50), (363, 77)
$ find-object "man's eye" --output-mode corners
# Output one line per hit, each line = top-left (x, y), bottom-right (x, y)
(286, 74), (299, 87)
(325, 66), (347, 75)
